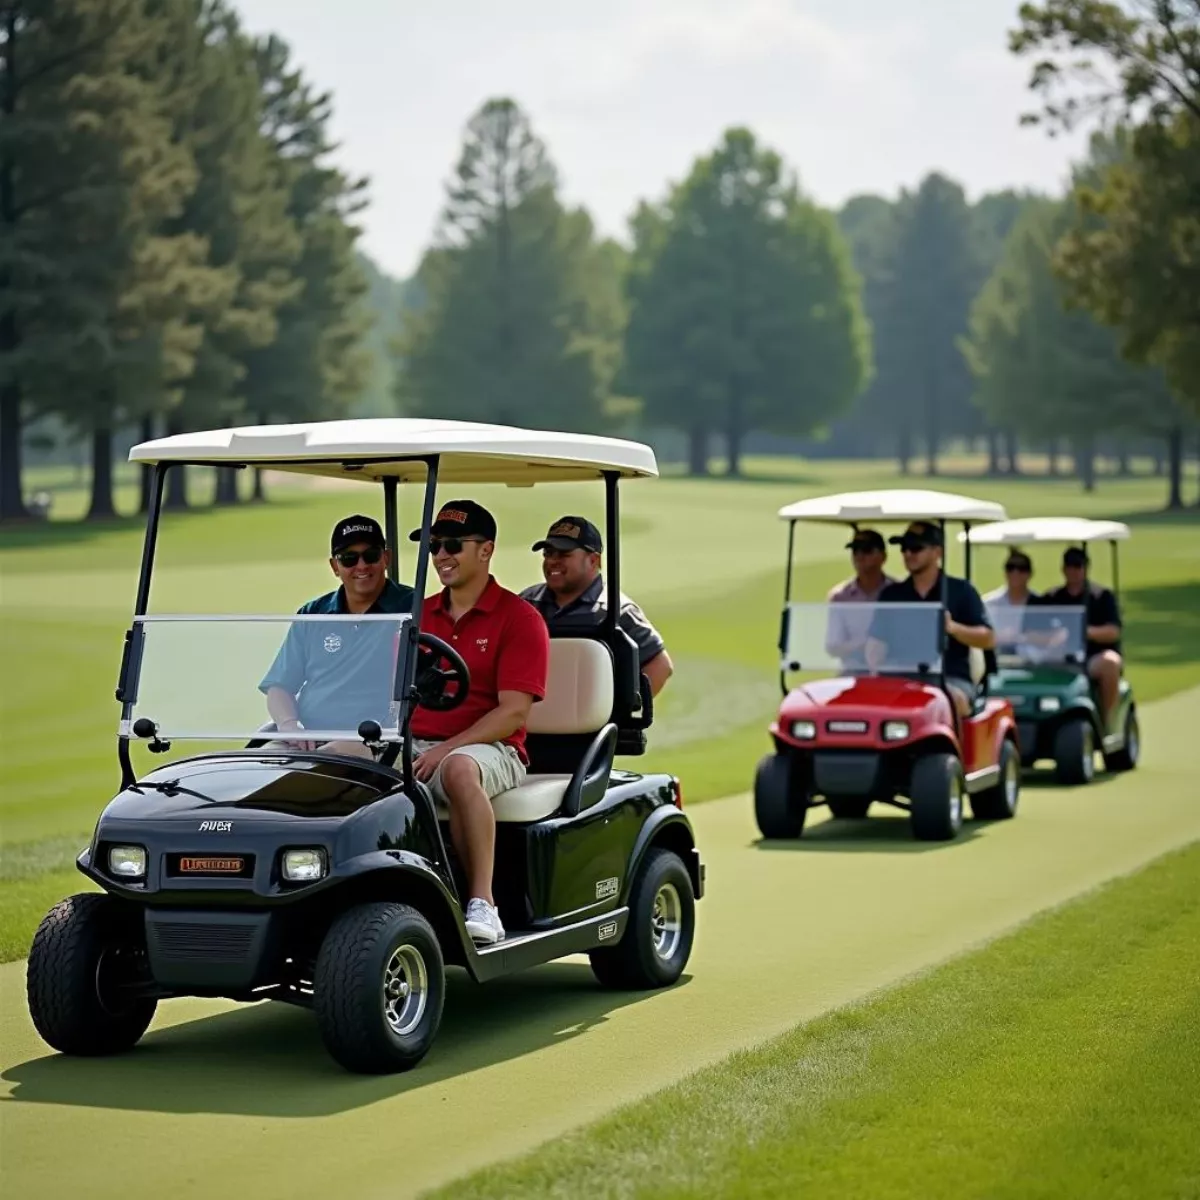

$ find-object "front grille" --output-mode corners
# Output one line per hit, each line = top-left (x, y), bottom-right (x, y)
(148, 920), (256, 963)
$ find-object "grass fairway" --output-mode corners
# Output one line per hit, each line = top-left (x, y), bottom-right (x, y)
(2, 459), (1198, 963)
(434, 840), (1200, 1200)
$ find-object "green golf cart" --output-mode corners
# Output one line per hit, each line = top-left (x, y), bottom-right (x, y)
(963, 517), (1139, 785)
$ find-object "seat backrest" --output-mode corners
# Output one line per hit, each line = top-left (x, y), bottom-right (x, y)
(527, 638), (614, 735)
(968, 645), (986, 685)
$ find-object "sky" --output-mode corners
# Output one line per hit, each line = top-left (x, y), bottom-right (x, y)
(231, 0), (1091, 280)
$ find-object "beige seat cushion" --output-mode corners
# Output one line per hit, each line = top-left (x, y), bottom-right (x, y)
(433, 774), (572, 823)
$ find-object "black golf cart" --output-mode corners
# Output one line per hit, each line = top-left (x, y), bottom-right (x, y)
(25, 419), (704, 1074)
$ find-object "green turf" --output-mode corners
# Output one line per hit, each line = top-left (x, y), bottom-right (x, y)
(430, 840), (1200, 1200)
(2, 458), (1197, 963)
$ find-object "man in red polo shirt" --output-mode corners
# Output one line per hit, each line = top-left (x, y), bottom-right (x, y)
(408, 500), (549, 945)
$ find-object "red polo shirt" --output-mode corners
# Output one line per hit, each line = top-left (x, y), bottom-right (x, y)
(410, 576), (549, 763)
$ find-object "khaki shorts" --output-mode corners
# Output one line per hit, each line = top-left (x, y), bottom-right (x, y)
(412, 739), (526, 808)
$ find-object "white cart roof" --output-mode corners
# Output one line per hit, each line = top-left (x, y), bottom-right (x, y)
(960, 517), (1131, 546)
(128, 418), (658, 484)
(778, 489), (1007, 524)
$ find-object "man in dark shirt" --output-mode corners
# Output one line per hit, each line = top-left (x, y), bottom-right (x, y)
(259, 514), (414, 757)
(520, 515), (674, 697)
(1039, 546), (1123, 727)
(868, 521), (995, 717)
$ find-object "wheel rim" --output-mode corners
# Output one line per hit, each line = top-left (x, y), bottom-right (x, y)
(382, 944), (428, 1036)
(1082, 727), (1094, 779)
(1004, 755), (1019, 813)
(949, 774), (963, 827)
(651, 883), (682, 962)
(94, 947), (138, 1018)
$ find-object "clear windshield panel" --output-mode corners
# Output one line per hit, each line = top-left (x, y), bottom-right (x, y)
(781, 602), (943, 675)
(125, 614), (410, 742)
(986, 603), (1086, 667)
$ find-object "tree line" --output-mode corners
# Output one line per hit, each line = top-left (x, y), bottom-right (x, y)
(1, 0), (369, 520)
(3, 2), (1197, 521)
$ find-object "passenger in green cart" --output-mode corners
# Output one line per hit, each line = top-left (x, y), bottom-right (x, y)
(1040, 547), (1124, 729)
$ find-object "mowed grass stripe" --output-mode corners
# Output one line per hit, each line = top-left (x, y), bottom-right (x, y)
(430, 840), (1200, 1200)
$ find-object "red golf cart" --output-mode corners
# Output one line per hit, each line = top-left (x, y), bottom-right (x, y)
(754, 490), (1021, 842)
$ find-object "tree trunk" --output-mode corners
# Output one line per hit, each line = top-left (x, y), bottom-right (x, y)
(163, 415), (188, 509)
(1075, 438), (1096, 493)
(986, 431), (1001, 476)
(138, 415), (155, 513)
(924, 433), (938, 476)
(1115, 446), (1131, 477)
(896, 428), (912, 476)
(1004, 430), (1020, 476)
(687, 425), (708, 477)
(1047, 439), (1060, 477)
(87, 426), (116, 519)
(1165, 425), (1183, 510)
(0, 379), (29, 521)
(214, 467), (240, 505)
(0, 17), (28, 522)
(1153, 443), (1165, 476)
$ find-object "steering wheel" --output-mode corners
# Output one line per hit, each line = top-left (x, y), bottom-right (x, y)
(411, 631), (470, 712)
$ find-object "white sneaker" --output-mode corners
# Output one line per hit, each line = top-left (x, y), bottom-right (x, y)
(464, 898), (505, 945)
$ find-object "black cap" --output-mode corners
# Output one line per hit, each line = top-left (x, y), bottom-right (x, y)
(888, 521), (943, 548)
(409, 499), (497, 543)
(1004, 550), (1033, 572)
(331, 514), (385, 556)
(532, 515), (603, 554)
(1063, 547), (1089, 567)
(846, 528), (885, 553)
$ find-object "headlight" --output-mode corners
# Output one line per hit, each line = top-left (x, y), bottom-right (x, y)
(282, 849), (327, 882)
(790, 720), (816, 740)
(108, 845), (147, 878)
(882, 721), (910, 742)
(1038, 696), (1061, 712)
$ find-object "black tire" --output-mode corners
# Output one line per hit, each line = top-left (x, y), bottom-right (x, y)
(971, 739), (1020, 820)
(589, 848), (695, 990)
(1054, 718), (1095, 785)
(754, 753), (807, 839)
(1105, 707), (1140, 772)
(26, 893), (157, 1056)
(909, 753), (965, 841)
(827, 797), (871, 820)
(313, 902), (445, 1075)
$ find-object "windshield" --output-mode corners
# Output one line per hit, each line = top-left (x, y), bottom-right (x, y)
(781, 602), (942, 676)
(125, 614), (410, 742)
(986, 603), (1085, 668)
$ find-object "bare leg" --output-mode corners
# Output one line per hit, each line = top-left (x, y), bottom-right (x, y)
(439, 755), (496, 904)
(1089, 652), (1122, 727)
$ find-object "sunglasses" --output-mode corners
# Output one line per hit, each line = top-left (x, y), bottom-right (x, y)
(899, 541), (935, 553)
(430, 536), (484, 556)
(336, 546), (383, 567)
(1005, 563), (1031, 573)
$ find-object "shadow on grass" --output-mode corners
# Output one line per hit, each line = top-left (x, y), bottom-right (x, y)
(1122, 581), (1200, 670)
(2, 962), (688, 1117)
(0, 489), (313, 554)
(1019, 770), (1122, 791)
(752, 809), (987, 854)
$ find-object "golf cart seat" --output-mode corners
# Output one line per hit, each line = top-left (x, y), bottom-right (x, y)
(434, 638), (617, 823)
